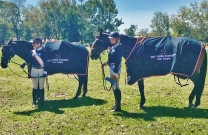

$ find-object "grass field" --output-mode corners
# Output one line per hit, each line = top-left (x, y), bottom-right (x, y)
(0, 52), (208, 135)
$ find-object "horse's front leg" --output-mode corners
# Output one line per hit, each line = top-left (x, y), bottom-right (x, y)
(82, 74), (88, 97)
(138, 79), (145, 109)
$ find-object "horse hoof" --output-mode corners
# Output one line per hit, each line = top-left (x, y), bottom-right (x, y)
(82, 95), (86, 98)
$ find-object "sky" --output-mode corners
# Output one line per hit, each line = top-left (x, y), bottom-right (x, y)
(25, 0), (205, 33)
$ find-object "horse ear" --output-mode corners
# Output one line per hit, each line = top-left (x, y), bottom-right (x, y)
(7, 38), (13, 45)
(99, 28), (103, 37)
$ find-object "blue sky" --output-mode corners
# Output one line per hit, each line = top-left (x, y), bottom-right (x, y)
(25, 0), (204, 33)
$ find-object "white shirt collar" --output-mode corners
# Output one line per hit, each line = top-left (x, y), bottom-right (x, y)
(36, 47), (42, 51)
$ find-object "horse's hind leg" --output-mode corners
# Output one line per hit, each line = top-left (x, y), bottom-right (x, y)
(82, 74), (88, 97)
(188, 83), (197, 107)
(189, 48), (207, 108)
(189, 76), (203, 108)
(138, 79), (145, 109)
(73, 75), (83, 100)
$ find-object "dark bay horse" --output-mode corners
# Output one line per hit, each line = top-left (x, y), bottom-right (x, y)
(1, 39), (89, 99)
(90, 29), (207, 109)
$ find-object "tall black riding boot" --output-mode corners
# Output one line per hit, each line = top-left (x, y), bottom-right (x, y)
(40, 89), (45, 106)
(32, 89), (37, 107)
(112, 88), (121, 112)
(37, 89), (40, 102)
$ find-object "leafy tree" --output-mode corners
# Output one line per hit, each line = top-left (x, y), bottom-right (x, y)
(60, 0), (80, 42)
(39, 0), (63, 40)
(170, 1), (208, 41)
(136, 28), (149, 37)
(124, 24), (138, 36)
(0, 0), (26, 40)
(170, 13), (192, 37)
(150, 11), (170, 36)
(85, 0), (123, 32)
(0, 19), (13, 42)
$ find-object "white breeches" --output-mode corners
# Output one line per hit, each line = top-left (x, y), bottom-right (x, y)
(109, 64), (121, 90)
(31, 67), (45, 89)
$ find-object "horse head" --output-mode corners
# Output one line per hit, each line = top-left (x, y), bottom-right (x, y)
(1, 39), (15, 68)
(90, 29), (112, 60)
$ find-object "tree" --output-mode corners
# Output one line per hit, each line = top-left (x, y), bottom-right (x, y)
(85, 0), (123, 32)
(124, 24), (138, 36)
(150, 11), (170, 36)
(170, 1), (208, 41)
(136, 28), (149, 37)
(39, 0), (63, 40)
(0, 0), (26, 40)
(0, 19), (13, 42)
(170, 14), (192, 37)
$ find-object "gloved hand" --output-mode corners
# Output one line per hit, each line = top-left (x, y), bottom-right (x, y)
(43, 74), (47, 78)
(43, 71), (47, 78)
(20, 62), (26, 69)
(111, 72), (119, 81)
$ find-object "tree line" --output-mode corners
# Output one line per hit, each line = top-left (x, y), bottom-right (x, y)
(0, 0), (208, 46)
(126, 0), (208, 42)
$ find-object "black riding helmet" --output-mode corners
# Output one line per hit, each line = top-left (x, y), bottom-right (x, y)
(108, 31), (119, 39)
(33, 37), (42, 44)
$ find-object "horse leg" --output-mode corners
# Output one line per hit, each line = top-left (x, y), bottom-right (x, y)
(73, 75), (83, 100)
(82, 74), (88, 97)
(189, 75), (203, 108)
(138, 79), (145, 109)
(190, 49), (207, 108)
(188, 83), (197, 107)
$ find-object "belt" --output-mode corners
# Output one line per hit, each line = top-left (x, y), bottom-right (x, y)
(32, 65), (43, 69)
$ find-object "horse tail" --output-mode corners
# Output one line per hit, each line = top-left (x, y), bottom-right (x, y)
(200, 49), (207, 90)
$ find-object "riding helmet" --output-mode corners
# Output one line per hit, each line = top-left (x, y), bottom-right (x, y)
(33, 37), (42, 44)
(108, 31), (120, 38)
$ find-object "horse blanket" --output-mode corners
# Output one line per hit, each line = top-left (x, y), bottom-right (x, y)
(43, 41), (89, 75)
(125, 36), (203, 85)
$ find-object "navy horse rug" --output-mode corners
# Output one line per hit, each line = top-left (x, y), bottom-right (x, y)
(126, 36), (203, 85)
(43, 41), (89, 75)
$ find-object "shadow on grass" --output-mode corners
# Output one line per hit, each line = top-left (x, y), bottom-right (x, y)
(14, 96), (107, 116)
(113, 106), (208, 121)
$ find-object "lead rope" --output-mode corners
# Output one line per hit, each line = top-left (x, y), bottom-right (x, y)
(8, 60), (49, 91)
(174, 75), (190, 87)
(66, 74), (79, 81)
(99, 56), (112, 91)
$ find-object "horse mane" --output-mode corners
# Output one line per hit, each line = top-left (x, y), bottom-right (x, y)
(13, 40), (32, 45)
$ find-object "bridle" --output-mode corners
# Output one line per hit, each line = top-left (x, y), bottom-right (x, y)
(91, 39), (107, 56)
(92, 37), (113, 91)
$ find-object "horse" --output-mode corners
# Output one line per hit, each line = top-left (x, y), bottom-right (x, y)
(1, 39), (89, 99)
(90, 29), (207, 109)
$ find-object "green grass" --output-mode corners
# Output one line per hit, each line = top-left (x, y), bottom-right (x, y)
(0, 52), (208, 134)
